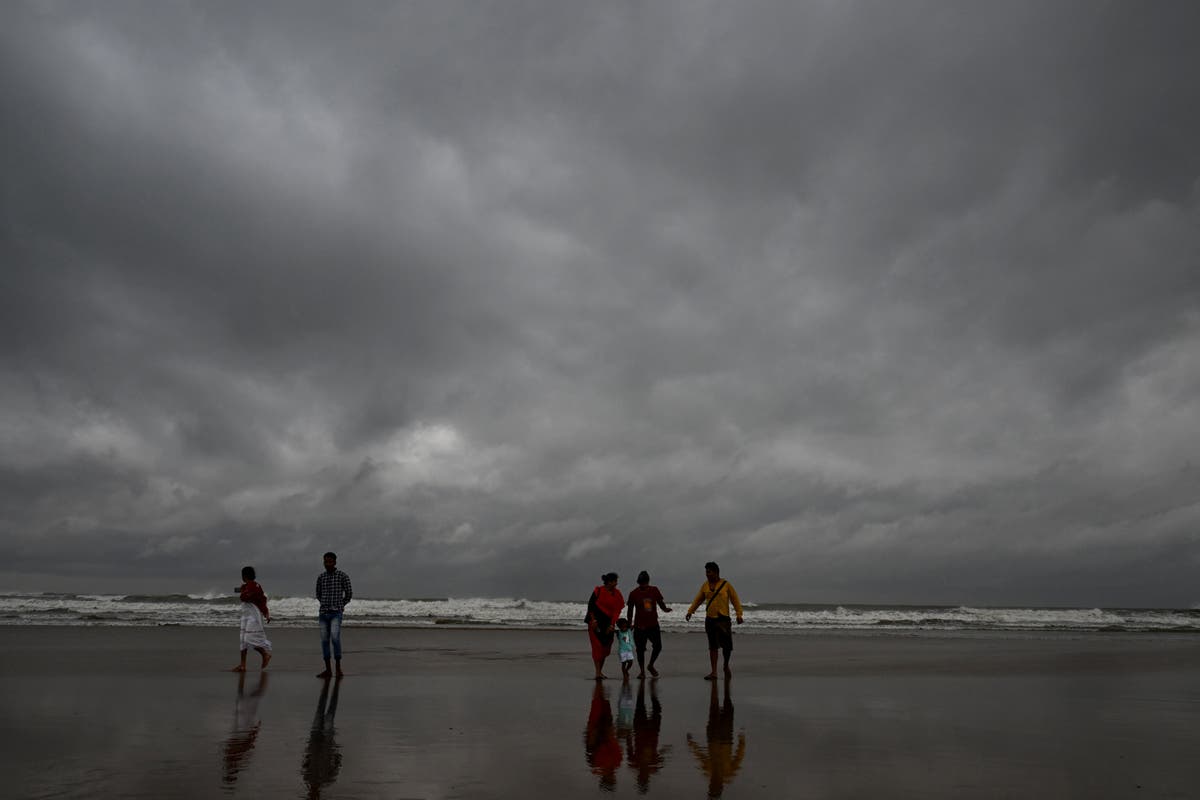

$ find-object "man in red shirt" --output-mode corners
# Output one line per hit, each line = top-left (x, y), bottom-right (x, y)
(625, 570), (672, 678)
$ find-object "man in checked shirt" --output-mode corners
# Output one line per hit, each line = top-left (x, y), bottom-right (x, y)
(315, 551), (353, 678)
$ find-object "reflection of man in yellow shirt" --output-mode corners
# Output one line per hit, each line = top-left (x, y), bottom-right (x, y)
(685, 562), (744, 679)
(687, 680), (746, 798)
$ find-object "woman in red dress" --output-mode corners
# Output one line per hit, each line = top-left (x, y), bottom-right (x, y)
(585, 572), (624, 679)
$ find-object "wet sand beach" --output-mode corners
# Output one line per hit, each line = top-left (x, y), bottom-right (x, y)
(2, 626), (1198, 798)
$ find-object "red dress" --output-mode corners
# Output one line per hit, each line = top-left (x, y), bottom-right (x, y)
(586, 585), (625, 660)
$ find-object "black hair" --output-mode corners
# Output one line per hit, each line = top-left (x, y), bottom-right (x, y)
(637, 570), (650, 584)
(323, 551), (337, 561)
(242, 565), (256, 580)
(704, 561), (720, 574)
(601, 572), (619, 583)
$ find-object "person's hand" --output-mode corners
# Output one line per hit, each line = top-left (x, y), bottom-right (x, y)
(663, 607), (673, 613)
(685, 612), (692, 621)
(264, 614), (271, 623)
(736, 615), (744, 625)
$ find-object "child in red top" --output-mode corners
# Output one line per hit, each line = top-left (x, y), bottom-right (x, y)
(232, 566), (272, 672)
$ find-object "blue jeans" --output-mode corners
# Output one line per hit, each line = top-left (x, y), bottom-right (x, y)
(319, 611), (343, 660)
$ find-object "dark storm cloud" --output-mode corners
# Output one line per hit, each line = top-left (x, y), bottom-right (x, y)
(2, 1), (1199, 605)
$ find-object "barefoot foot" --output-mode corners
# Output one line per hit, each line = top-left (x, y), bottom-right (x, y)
(317, 670), (333, 679)
(230, 665), (246, 672)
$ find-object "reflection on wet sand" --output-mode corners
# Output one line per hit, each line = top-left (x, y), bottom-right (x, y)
(302, 677), (343, 799)
(627, 679), (671, 793)
(583, 682), (621, 791)
(616, 680), (635, 740)
(221, 671), (269, 790)
(687, 681), (746, 799)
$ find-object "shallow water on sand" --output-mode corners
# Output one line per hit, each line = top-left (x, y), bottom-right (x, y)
(3, 627), (1199, 798)
(9, 671), (747, 798)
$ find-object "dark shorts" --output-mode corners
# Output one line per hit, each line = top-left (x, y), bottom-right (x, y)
(705, 615), (733, 652)
(633, 626), (663, 654)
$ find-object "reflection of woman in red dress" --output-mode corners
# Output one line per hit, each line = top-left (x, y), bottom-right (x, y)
(583, 682), (622, 791)
(585, 572), (624, 680)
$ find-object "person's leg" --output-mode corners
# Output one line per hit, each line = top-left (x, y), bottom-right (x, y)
(703, 618), (720, 679)
(598, 646), (612, 679)
(647, 628), (663, 676)
(255, 646), (271, 670)
(720, 623), (734, 677)
(331, 613), (344, 676)
(232, 648), (248, 671)
(634, 629), (648, 677)
(722, 645), (732, 677)
(589, 628), (609, 679)
(318, 613), (333, 677)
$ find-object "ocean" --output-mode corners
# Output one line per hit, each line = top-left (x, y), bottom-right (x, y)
(2, 592), (1197, 633)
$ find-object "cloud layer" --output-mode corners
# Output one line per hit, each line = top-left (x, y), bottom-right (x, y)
(3, 2), (1199, 605)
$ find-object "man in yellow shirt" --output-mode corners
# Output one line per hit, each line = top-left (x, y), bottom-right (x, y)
(685, 561), (744, 680)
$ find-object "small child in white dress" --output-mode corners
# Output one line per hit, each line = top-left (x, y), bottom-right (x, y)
(616, 618), (635, 678)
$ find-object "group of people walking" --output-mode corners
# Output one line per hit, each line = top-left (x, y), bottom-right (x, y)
(231, 553), (743, 683)
(586, 561), (744, 681)
(231, 551), (354, 678)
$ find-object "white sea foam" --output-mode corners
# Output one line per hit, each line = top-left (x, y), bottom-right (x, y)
(0, 593), (1196, 632)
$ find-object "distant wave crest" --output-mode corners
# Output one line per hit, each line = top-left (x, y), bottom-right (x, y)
(0, 593), (1197, 633)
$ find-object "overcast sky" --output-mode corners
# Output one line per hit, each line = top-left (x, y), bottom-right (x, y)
(3, 1), (1199, 606)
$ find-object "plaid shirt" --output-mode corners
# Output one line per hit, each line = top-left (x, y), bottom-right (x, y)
(315, 569), (353, 614)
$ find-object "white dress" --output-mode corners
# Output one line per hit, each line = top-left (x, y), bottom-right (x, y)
(239, 602), (272, 652)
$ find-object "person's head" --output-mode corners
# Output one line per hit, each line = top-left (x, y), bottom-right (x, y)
(601, 571), (619, 587)
(617, 617), (630, 630)
(241, 566), (256, 581)
(637, 570), (650, 586)
(704, 561), (720, 579)
(323, 552), (337, 571)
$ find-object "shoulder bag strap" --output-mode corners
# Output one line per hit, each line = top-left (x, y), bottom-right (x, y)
(706, 581), (728, 609)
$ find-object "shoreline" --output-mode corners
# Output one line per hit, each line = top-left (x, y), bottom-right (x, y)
(4, 623), (1199, 677)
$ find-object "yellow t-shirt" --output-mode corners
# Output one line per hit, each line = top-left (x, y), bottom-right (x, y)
(687, 580), (742, 619)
